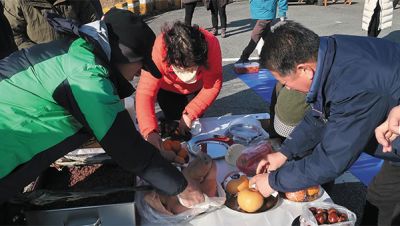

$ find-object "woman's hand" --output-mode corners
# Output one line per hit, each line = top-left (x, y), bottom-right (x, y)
(179, 113), (193, 136)
(146, 131), (178, 161)
(146, 131), (163, 150)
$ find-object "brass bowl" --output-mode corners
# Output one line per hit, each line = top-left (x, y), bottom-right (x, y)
(225, 193), (279, 214)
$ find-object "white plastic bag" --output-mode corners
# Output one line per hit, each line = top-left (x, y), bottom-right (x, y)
(190, 119), (202, 136)
(136, 183), (226, 225)
(300, 202), (357, 226)
(225, 116), (269, 146)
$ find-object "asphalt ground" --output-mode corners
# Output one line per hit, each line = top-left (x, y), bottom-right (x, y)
(143, 0), (400, 118)
(137, 1), (400, 225)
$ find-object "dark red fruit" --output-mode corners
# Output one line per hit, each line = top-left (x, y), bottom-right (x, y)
(315, 212), (327, 225)
(316, 208), (327, 214)
(338, 213), (348, 222)
(328, 208), (337, 215)
(328, 212), (339, 224)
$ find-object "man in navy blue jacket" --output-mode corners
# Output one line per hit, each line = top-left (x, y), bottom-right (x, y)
(249, 20), (400, 225)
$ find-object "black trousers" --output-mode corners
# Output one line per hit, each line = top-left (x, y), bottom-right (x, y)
(239, 19), (271, 61)
(157, 89), (198, 120)
(210, 0), (227, 29)
(184, 2), (197, 26)
(366, 161), (400, 226)
(368, 1), (381, 37)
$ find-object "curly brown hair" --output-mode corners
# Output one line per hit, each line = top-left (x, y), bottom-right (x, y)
(162, 21), (208, 68)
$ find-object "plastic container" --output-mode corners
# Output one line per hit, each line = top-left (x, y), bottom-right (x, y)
(225, 116), (268, 146)
(234, 62), (260, 74)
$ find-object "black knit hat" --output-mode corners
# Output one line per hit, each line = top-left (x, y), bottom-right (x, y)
(103, 8), (161, 78)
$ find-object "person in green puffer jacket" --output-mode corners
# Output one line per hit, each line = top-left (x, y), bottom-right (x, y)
(0, 8), (204, 208)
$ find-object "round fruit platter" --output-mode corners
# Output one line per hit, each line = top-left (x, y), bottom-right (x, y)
(225, 192), (280, 214)
(280, 185), (324, 203)
(222, 171), (280, 214)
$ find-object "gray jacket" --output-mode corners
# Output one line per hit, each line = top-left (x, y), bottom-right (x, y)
(4, 0), (98, 49)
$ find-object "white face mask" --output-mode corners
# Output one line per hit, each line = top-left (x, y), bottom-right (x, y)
(172, 65), (198, 84)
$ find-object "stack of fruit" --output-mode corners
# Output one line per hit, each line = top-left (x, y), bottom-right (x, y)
(308, 207), (349, 225)
(284, 186), (321, 202)
(162, 139), (189, 164)
(223, 172), (271, 213)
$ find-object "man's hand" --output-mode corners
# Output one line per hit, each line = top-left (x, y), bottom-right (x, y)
(375, 106), (400, 152)
(249, 173), (275, 198)
(179, 114), (193, 136)
(256, 152), (287, 174)
(387, 106), (400, 135)
(375, 120), (395, 152)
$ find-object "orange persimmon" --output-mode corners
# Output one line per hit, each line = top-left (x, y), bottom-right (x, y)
(162, 140), (173, 151)
(170, 140), (181, 152)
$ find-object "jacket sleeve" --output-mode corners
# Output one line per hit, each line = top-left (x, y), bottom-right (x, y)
(279, 108), (326, 160)
(136, 71), (162, 138)
(184, 35), (223, 121)
(67, 66), (186, 195)
(100, 110), (187, 195)
(277, 0), (288, 18)
(75, 0), (99, 23)
(269, 92), (390, 192)
(3, 0), (35, 49)
(135, 35), (165, 138)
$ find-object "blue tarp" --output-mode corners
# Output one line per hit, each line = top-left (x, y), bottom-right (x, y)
(235, 69), (383, 186)
(349, 153), (383, 186)
(236, 69), (277, 104)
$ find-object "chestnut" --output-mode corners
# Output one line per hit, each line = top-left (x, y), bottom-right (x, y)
(328, 207), (337, 215)
(316, 208), (327, 214)
(309, 207), (317, 214)
(315, 212), (327, 225)
(328, 212), (339, 224)
(338, 213), (348, 222)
